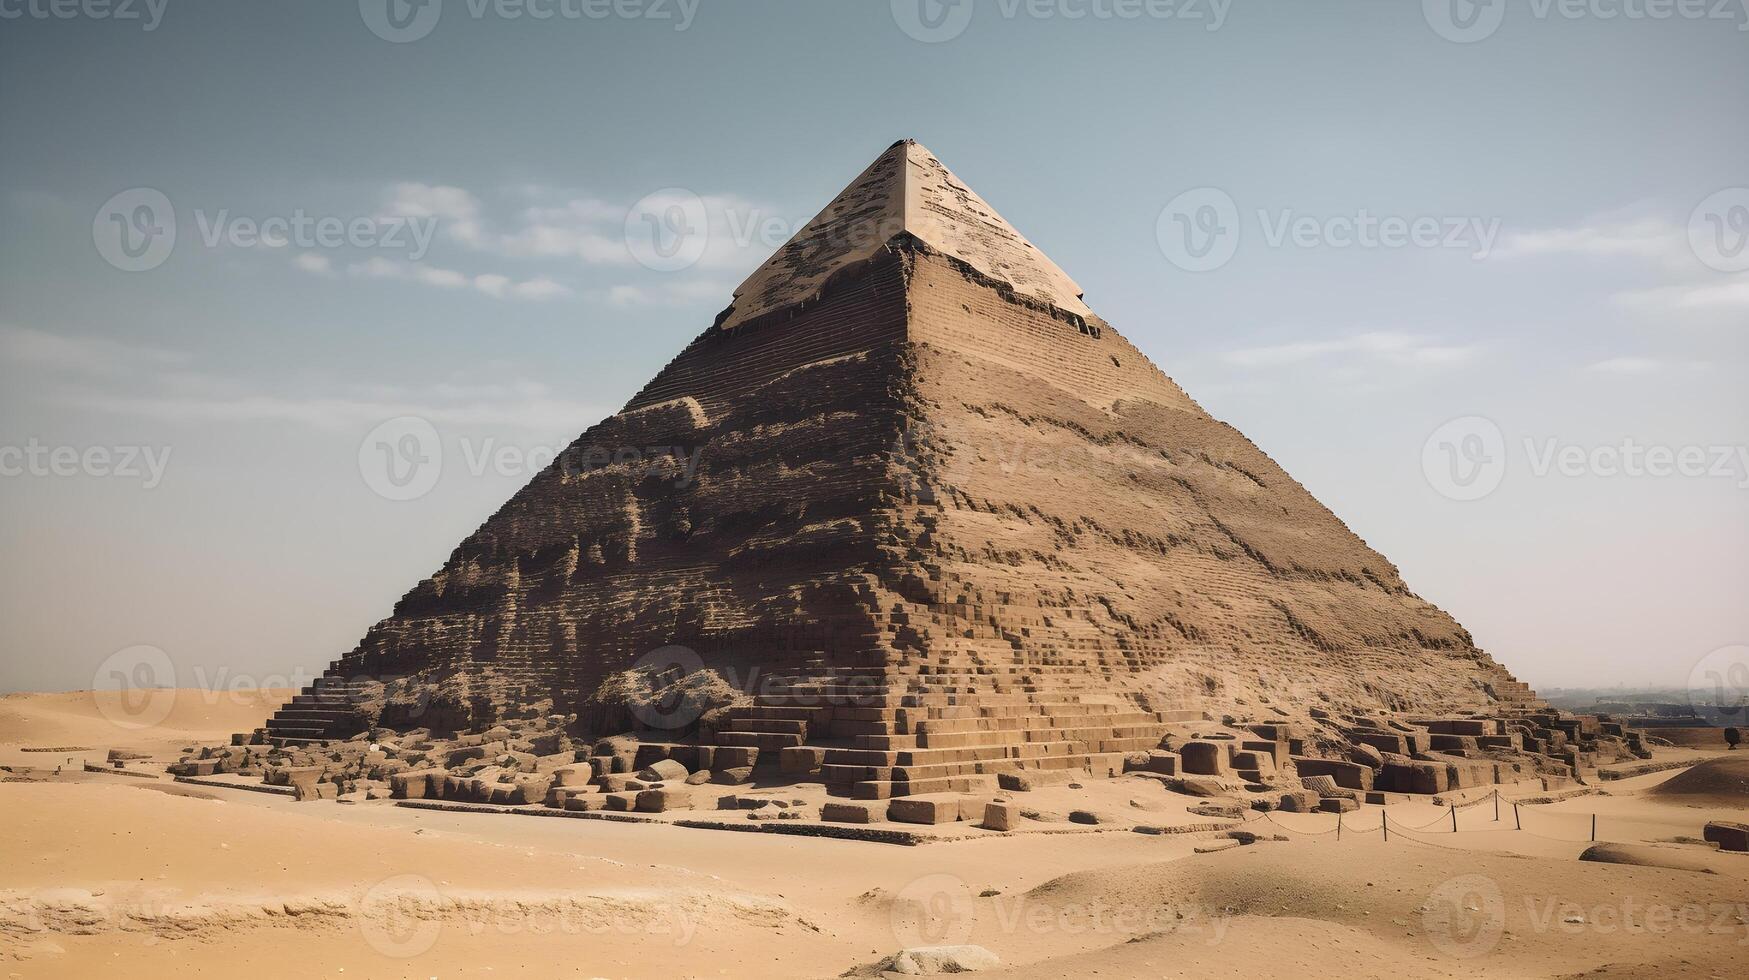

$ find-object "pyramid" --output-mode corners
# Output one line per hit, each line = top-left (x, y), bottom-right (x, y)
(260, 141), (1539, 797)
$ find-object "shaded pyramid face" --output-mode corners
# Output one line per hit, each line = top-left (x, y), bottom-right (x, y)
(268, 141), (1536, 748)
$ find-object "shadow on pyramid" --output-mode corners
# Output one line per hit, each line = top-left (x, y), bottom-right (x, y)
(255, 140), (1540, 800)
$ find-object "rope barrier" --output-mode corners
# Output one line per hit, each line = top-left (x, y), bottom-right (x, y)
(1195, 789), (1617, 845)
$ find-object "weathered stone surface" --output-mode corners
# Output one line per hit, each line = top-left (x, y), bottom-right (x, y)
(997, 769), (1077, 792)
(637, 759), (688, 782)
(887, 794), (962, 825)
(982, 802), (1019, 831)
(1703, 820), (1747, 852)
(1179, 741), (1228, 777)
(821, 801), (882, 824)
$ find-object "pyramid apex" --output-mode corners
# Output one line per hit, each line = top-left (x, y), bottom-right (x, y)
(718, 141), (1089, 331)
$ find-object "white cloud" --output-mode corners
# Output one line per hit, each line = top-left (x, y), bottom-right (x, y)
(509, 278), (572, 301)
(1614, 277), (1749, 314)
(1584, 356), (1711, 375)
(1, 327), (608, 434)
(383, 182), (485, 247)
(603, 279), (728, 308)
(1495, 216), (1686, 266)
(0, 325), (190, 375)
(325, 256), (570, 302)
(293, 253), (334, 276)
(1220, 331), (1481, 370)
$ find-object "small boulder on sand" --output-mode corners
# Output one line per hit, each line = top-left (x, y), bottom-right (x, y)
(875, 945), (1001, 975)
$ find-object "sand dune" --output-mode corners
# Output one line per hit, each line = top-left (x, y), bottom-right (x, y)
(3, 692), (1745, 979)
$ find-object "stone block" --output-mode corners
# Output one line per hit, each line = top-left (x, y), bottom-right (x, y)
(1292, 757), (1374, 791)
(996, 768), (1076, 791)
(887, 794), (962, 825)
(564, 792), (605, 812)
(389, 768), (441, 800)
(1141, 750), (1177, 776)
(638, 759), (689, 782)
(1703, 821), (1748, 852)
(982, 802), (1020, 831)
(1278, 790), (1321, 812)
(780, 746), (826, 774)
(603, 791), (639, 811)
(821, 801), (882, 824)
(713, 746), (758, 769)
(636, 788), (692, 813)
(1178, 741), (1227, 776)
(712, 766), (754, 785)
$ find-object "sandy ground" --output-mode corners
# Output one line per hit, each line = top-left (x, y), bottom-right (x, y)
(2, 691), (1746, 979)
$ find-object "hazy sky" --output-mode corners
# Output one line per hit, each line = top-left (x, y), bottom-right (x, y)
(1, 1), (1744, 697)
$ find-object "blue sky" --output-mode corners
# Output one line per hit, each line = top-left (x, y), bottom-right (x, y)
(1, 1), (1745, 695)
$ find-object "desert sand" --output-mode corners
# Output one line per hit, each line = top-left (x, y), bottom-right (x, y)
(3, 689), (1744, 979)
